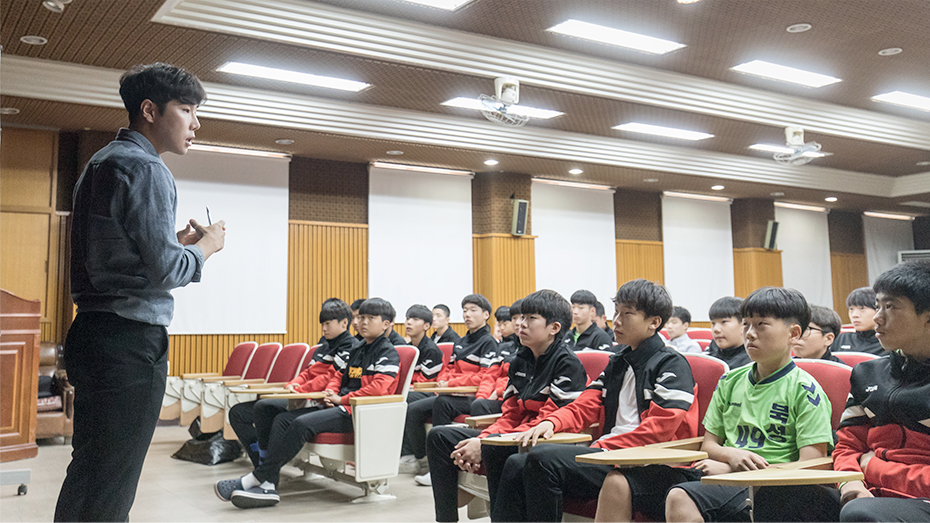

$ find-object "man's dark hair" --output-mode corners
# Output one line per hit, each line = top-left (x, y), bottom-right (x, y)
(846, 287), (877, 309)
(671, 306), (692, 325)
(810, 305), (842, 337)
(510, 298), (525, 317)
(873, 260), (930, 315)
(614, 279), (673, 331)
(462, 294), (492, 314)
(319, 298), (353, 324)
(740, 287), (811, 331)
(521, 290), (571, 334)
(570, 289), (598, 307)
(709, 296), (745, 321)
(119, 63), (206, 124)
(495, 306), (512, 323)
(406, 304), (433, 325)
(433, 304), (451, 317)
(359, 297), (395, 323)
(350, 299), (365, 312)
(595, 301), (606, 317)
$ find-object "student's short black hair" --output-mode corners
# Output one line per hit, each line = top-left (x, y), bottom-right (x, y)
(462, 294), (492, 315)
(671, 306), (692, 325)
(740, 287), (811, 330)
(359, 297), (395, 323)
(350, 299), (365, 312)
(406, 304), (433, 325)
(595, 301), (606, 317)
(319, 298), (353, 324)
(873, 260), (930, 315)
(570, 290), (598, 307)
(510, 298), (524, 317)
(521, 290), (571, 333)
(613, 279), (673, 330)
(432, 304), (451, 317)
(709, 297), (745, 321)
(846, 287), (877, 309)
(495, 306), (512, 323)
(810, 305), (842, 337)
(119, 63), (206, 124)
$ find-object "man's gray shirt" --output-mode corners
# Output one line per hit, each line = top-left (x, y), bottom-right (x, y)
(71, 128), (204, 326)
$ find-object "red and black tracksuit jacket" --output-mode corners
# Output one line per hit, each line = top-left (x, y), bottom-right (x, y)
(287, 331), (360, 393)
(564, 322), (616, 353)
(437, 324), (498, 387)
(325, 334), (400, 414)
(411, 335), (444, 385)
(480, 339), (588, 437)
(476, 334), (520, 399)
(544, 333), (699, 450)
(834, 351), (930, 499)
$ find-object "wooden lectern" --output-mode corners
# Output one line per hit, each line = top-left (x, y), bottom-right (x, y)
(1, 289), (40, 462)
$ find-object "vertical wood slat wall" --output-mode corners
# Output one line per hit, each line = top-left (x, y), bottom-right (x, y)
(615, 240), (664, 285)
(473, 234), (536, 313)
(733, 248), (784, 298)
(830, 252), (869, 323)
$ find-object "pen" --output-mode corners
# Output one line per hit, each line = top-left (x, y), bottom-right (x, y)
(206, 206), (212, 225)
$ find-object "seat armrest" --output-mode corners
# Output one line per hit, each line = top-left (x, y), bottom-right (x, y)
(260, 392), (325, 399)
(199, 375), (241, 382)
(217, 378), (266, 386)
(181, 372), (220, 379)
(350, 395), (404, 406)
(253, 382), (287, 388)
(645, 437), (704, 451)
(465, 413), (502, 428)
(772, 457), (834, 471)
(413, 382), (439, 390)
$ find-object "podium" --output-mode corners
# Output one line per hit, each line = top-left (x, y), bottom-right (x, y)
(1, 289), (40, 463)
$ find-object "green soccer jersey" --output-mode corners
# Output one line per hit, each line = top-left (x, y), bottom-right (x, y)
(702, 360), (833, 464)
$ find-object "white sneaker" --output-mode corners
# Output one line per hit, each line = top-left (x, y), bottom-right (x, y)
(398, 455), (419, 474)
(414, 472), (431, 486)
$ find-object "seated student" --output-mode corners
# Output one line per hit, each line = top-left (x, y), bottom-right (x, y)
(595, 286), (837, 523)
(791, 304), (843, 363)
(350, 299), (365, 341)
(215, 298), (400, 509)
(227, 298), (360, 467)
(401, 294), (498, 480)
(564, 289), (615, 352)
(424, 289), (587, 522)
(492, 305), (511, 341)
(834, 261), (930, 523)
(666, 305), (703, 353)
(705, 296), (751, 369)
(431, 304), (462, 345)
(492, 279), (699, 522)
(595, 300), (616, 342)
(834, 287), (884, 355)
(399, 304), (445, 473)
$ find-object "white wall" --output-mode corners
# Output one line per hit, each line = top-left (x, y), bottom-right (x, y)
(368, 166), (473, 323)
(863, 215), (914, 284)
(163, 150), (290, 335)
(532, 181), (617, 308)
(662, 195), (734, 322)
(774, 206), (833, 307)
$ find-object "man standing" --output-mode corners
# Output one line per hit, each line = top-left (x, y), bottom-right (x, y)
(55, 63), (226, 522)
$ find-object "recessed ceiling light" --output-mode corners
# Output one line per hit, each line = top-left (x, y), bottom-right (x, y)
(275, 138), (295, 145)
(731, 60), (841, 88)
(547, 20), (686, 55)
(786, 23), (812, 33)
(441, 97), (563, 119)
(770, 192), (785, 197)
(484, 159), (499, 166)
(42, 0), (65, 13)
(916, 161), (930, 166)
(386, 150), (404, 155)
(872, 91), (930, 112)
(20, 35), (48, 45)
(824, 196), (838, 202)
(711, 185), (725, 191)
(749, 143), (827, 158)
(614, 122), (714, 141)
(568, 168), (584, 175)
(878, 47), (903, 56)
(393, 0), (474, 10)
(643, 178), (659, 183)
(864, 211), (915, 221)
(0, 107), (21, 115)
(217, 62), (371, 92)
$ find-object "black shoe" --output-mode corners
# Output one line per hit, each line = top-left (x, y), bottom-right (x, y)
(214, 478), (243, 502)
(230, 486), (280, 508)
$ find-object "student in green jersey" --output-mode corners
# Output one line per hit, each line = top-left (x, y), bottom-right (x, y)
(594, 287), (837, 523)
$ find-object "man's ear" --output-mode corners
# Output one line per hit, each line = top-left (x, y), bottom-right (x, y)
(139, 99), (159, 124)
(648, 315), (662, 331)
(788, 323), (803, 342)
(339, 318), (349, 329)
(548, 321), (562, 337)
(824, 332), (835, 347)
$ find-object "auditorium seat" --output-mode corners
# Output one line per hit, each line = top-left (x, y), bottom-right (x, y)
(793, 358), (852, 431)
(437, 342), (454, 365)
(686, 328), (714, 340)
(160, 341), (257, 423)
(832, 351), (879, 368)
(696, 339), (712, 351)
(199, 342), (282, 432)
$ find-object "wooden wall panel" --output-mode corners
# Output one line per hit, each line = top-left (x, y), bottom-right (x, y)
(616, 240), (664, 286)
(392, 322), (467, 339)
(733, 248), (783, 298)
(167, 334), (286, 376)
(831, 252), (869, 323)
(473, 234), (536, 311)
(0, 128), (55, 209)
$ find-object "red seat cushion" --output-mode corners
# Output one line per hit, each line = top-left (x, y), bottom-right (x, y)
(311, 432), (354, 445)
(454, 414), (468, 424)
(563, 498), (598, 519)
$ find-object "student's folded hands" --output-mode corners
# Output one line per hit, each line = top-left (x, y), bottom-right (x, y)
(692, 458), (735, 476)
(722, 447), (770, 471)
(451, 437), (482, 472)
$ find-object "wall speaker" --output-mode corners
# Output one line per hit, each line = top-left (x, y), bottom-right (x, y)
(764, 220), (779, 250)
(511, 199), (529, 236)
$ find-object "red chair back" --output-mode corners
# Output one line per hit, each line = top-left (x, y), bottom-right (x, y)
(393, 345), (420, 397)
(437, 342), (454, 364)
(658, 330), (669, 340)
(266, 343), (311, 382)
(242, 342), (282, 380)
(576, 351), (611, 385)
(298, 344), (321, 370)
(684, 353), (729, 436)
(687, 329), (714, 340)
(833, 351), (879, 368)
(222, 341), (258, 376)
(793, 359), (852, 431)
(696, 339), (712, 351)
